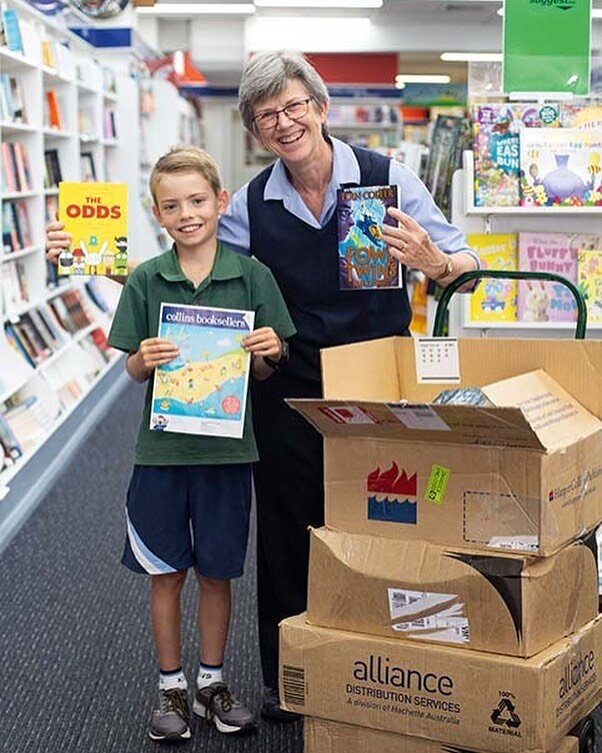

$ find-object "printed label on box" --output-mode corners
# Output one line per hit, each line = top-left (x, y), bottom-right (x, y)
(318, 406), (378, 424)
(388, 588), (470, 644)
(488, 535), (539, 552)
(425, 464), (450, 505)
(414, 337), (460, 384)
(386, 403), (451, 431)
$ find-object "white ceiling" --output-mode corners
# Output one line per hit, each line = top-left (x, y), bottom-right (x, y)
(136, 0), (602, 87)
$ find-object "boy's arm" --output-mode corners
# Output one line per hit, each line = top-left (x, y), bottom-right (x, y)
(126, 338), (180, 383)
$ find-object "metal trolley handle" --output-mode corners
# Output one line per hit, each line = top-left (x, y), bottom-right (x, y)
(432, 270), (588, 340)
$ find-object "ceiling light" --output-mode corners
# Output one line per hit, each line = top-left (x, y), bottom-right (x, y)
(396, 74), (451, 84)
(136, 3), (256, 15)
(441, 52), (503, 62)
(254, 0), (381, 6)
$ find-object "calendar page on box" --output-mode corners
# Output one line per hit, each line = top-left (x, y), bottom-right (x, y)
(413, 338), (460, 384)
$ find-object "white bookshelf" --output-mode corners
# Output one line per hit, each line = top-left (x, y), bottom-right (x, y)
(137, 77), (203, 253)
(0, 0), (130, 552)
(447, 151), (602, 340)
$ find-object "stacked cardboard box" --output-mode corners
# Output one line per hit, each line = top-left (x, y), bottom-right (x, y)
(279, 337), (602, 753)
(305, 718), (588, 753)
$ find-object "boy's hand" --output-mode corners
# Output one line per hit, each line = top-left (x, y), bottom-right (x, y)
(127, 338), (180, 383)
(243, 327), (282, 359)
(138, 338), (180, 370)
(46, 220), (71, 265)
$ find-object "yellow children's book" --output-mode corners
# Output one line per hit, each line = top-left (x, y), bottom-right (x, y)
(467, 233), (518, 323)
(578, 248), (602, 323)
(58, 182), (128, 276)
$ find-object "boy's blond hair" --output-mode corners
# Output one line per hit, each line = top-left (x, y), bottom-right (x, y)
(150, 146), (222, 203)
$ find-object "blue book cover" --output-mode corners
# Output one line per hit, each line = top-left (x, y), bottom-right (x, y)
(336, 184), (400, 290)
(2, 9), (23, 54)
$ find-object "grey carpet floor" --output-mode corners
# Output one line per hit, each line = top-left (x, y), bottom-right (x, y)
(0, 380), (600, 753)
(0, 381), (302, 753)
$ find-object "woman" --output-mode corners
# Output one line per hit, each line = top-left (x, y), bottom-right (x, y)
(223, 52), (478, 721)
(46, 51), (478, 723)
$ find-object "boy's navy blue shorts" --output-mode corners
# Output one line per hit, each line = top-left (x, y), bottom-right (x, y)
(122, 464), (252, 580)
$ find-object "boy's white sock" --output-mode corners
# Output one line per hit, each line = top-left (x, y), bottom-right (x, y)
(197, 661), (223, 689)
(159, 667), (188, 691)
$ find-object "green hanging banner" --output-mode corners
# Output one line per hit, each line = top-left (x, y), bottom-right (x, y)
(503, 0), (592, 96)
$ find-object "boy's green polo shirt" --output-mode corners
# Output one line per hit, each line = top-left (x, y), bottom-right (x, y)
(108, 242), (296, 466)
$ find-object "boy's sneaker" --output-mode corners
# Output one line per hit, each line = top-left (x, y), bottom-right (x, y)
(148, 687), (191, 742)
(193, 682), (256, 734)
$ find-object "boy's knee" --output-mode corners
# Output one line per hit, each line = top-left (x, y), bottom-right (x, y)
(195, 572), (230, 592)
(152, 570), (188, 590)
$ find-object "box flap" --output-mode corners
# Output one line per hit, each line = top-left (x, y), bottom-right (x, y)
(482, 369), (602, 451)
(287, 398), (546, 450)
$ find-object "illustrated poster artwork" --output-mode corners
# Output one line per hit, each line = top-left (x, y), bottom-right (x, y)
(150, 303), (255, 438)
(336, 185), (400, 290)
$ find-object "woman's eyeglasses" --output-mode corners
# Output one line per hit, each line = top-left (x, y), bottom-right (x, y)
(253, 98), (312, 131)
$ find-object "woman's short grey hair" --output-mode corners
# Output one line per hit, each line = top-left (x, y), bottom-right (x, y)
(238, 51), (330, 132)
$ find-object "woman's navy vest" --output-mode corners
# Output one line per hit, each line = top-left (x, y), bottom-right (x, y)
(248, 145), (411, 383)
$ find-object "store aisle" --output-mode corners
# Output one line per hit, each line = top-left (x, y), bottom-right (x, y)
(0, 381), (302, 753)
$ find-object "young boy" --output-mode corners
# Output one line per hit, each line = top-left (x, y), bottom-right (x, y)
(106, 146), (296, 742)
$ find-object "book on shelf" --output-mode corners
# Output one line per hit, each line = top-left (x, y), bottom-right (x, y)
(44, 89), (62, 130)
(1, 8), (23, 54)
(0, 411), (23, 464)
(2, 141), (32, 192)
(150, 303), (255, 438)
(79, 152), (97, 182)
(48, 289), (92, 333)
(40, 38), (54, 68)
(560, 103), (602, 131)
(102, 66), (116, 94)
(2, 394), (56, 452)
(467, 233), (518, 322)
(0, 74), (26, 123)
(578, 248), (602, 324)
(519, 127), (602, 207)
(424, 115), (470, 220)
(44, 148), (62, 188)
(5, 321), (35, 367)
(57, 182), (128, 276)
(103, 108), (117, 139)
(336, 185), (400, 290)
(515, 232), (599, 323)
(2, 199), (32, 254)
(0, 258), (28, 309)
(5, 320), (41, 366)
(472, 103), (560, 207)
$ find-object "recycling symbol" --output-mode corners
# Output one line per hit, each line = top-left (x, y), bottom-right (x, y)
(491, 698), (521, 729)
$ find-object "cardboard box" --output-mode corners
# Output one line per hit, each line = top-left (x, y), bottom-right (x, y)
(280, 613), (602, 753)
(289, 338), (602, 556)
(307, 526), (599, 657)
(304, 717), (583, 753)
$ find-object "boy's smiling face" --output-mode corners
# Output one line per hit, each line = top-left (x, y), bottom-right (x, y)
(152, 171), (228, 254)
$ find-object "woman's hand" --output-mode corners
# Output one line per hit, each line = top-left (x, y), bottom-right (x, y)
(46, 220), (71, 265)
(382, 208), (449, 281)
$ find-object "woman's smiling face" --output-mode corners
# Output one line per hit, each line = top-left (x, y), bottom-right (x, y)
(252, 79), (328, 167)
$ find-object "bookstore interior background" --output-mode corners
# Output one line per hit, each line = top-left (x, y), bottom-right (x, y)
(1, 0), (602, 750)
